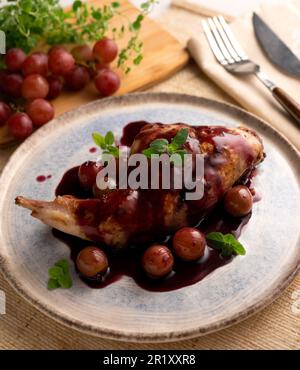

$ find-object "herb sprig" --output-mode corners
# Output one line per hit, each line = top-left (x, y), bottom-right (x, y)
(48, 259), (73, 290)
(206, 232), (246, 257)
(0, 0), (157, 72)
(142, 128), (189, 162)
(93, 131), (119, 157)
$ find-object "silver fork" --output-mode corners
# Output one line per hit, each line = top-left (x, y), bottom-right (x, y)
(202, 16), (300, 124)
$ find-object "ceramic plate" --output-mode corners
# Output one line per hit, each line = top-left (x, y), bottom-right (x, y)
(0, 93), (299, 342)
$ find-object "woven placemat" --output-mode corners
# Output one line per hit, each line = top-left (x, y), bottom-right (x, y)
(0, 6), (299, 349)
(1, 269), (299, 349)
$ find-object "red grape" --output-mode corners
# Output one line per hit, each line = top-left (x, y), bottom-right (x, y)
(94, 69), (120, 97)
(78, 161), (103, 190)
(4, 73), (23, 98)
(142, 245), (174, 278)
(64, 65), (90, 91)
(48, 45), (67, 54)
(71, 45), (93, 62)
(46, 75), (63, 100)
(48, 48), (75, 76)
(26, 99), (54, 127)
(5, 48), (26, 72)
(0, 102), (12, 126)
(7, 112), (33, 140)
(76, 246), (108, 278)
(224, 185), (253, 217)
(21, 74), (49, 100)
(22, 52), (48, 77)
(93, 38), (118, 63)
(173, 227), (206, 261)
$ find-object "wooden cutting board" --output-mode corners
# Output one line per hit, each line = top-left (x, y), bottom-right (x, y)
(0, 0), (189, 146)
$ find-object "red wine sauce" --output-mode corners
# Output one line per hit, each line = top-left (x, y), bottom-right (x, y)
(36, 175), (52, 182)
(52, 121), (260, 292)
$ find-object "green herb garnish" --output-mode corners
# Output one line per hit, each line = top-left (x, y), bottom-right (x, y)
(48, 259), (72, 290)
(142, 128), (189, 163)
(92, 131), (119, 158)
(206, 232), (246, 257)
(0, 0), (158, 71)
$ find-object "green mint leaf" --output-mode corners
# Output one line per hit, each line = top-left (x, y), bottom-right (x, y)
(206, 232), (234, 257)
(220, 243), (233, 257)
(143, 130), (188, 161)
(206, 232), (246, 257)
(57, 274), (72, 289)
(55, 259), (69, 273)
(208, 232), (247, 256)
(93, 131), (119, 158)
(92, 132), (106, 149)
(233, 242), (246, 256)
(174, 149), (187, 160)
(149, 139), (169, 153)
(170, 128), (189, 150)
(142, 148), (155, 158)
(223, 234), (246, 255)
(48, 279), (60, 291)
(48, 259), (72, 290)
(106, 146), (119, 158)
(105, 131), (115, 146)
(206, 232), (224, 248)
(111, 1), (120, 7)
(49, 266), (64, 280)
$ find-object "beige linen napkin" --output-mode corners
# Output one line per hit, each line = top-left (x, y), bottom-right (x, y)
(173, 0), (266, 20)
(188, 2), (300, 150)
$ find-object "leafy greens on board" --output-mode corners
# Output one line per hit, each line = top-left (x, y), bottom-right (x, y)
(0, 0), (158, 72)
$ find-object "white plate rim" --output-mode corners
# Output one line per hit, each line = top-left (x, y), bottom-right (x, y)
(0, 92), (299, 342)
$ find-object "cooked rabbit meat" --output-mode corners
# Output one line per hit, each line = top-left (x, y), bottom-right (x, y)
(16, 123), (264, 249)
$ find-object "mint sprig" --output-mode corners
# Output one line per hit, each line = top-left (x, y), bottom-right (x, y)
(48, 259), (72, 290)
(142, 128), (189, 163)
(206, 232), (246, 257)
(92, 131), (119, 158)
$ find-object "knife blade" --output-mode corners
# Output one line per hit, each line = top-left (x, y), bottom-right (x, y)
(253, 12), (300, 78)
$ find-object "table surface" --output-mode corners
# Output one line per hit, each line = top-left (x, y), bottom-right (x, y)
(0, 5), (300, 350)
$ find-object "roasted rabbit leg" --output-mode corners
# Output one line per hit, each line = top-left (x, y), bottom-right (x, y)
(16, 123), (264, 249)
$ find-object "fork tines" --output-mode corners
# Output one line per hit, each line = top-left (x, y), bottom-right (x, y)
(202, 16), (248, 66)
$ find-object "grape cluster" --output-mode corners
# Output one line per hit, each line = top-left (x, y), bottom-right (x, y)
(0, 38), (120, 140)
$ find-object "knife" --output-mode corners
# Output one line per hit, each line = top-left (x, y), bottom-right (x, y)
(253, 12), (300, 78)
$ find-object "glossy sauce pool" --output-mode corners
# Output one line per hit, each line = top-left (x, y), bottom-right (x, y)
(53, 121), (261, 292)
(54, 173), (257, 292)
(52, 199), (251, 291)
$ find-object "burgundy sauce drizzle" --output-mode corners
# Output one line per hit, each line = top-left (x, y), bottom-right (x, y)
(120, 121), (148, 146)
(89, 147), (97, 153)
(53, 228), (234, 292)
(36, 175), (52, 182)
(53, 121), (261, 292)
(36, 175), (46, 182)
(52, 200), (251, 292)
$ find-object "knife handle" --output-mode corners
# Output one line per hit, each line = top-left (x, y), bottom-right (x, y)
(272, 87), (300, 124)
